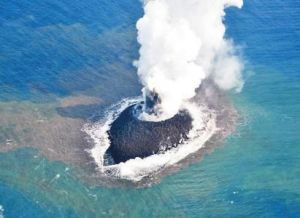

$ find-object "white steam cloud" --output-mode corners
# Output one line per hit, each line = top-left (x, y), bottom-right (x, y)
(135, 0), (244, 121)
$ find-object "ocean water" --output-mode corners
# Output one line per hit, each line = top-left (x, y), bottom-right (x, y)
(0, 0), (300, 217)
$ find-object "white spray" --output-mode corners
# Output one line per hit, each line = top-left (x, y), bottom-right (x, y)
(135, 0), (244, 121)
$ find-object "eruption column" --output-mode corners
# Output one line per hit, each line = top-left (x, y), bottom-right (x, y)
(135, 0), (244, 121)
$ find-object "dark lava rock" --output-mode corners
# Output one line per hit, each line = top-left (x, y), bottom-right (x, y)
(105, 104), (193, 165)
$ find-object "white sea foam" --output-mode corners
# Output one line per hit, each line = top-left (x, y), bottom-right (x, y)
(0, 205), (4, 218)
(83, 98), (217, 181)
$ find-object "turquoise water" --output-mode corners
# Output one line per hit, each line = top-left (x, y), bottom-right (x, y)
(0, 0), (300, 217)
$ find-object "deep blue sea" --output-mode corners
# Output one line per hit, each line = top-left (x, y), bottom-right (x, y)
(0, 0), (299, 217)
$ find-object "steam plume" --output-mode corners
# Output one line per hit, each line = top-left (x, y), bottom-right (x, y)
(135, 0), (244, 121)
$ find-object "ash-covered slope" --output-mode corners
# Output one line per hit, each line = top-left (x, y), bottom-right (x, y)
(106, 104), (193, 164)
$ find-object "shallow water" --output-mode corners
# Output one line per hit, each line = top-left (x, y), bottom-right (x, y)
(0, 0), (300, 217)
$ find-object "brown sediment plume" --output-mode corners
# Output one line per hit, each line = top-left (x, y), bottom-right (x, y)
(0, 95), (101, 171)
(0, 81), (239, 187)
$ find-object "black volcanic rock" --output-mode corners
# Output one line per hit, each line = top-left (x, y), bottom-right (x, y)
(105, 104), (193, 165)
